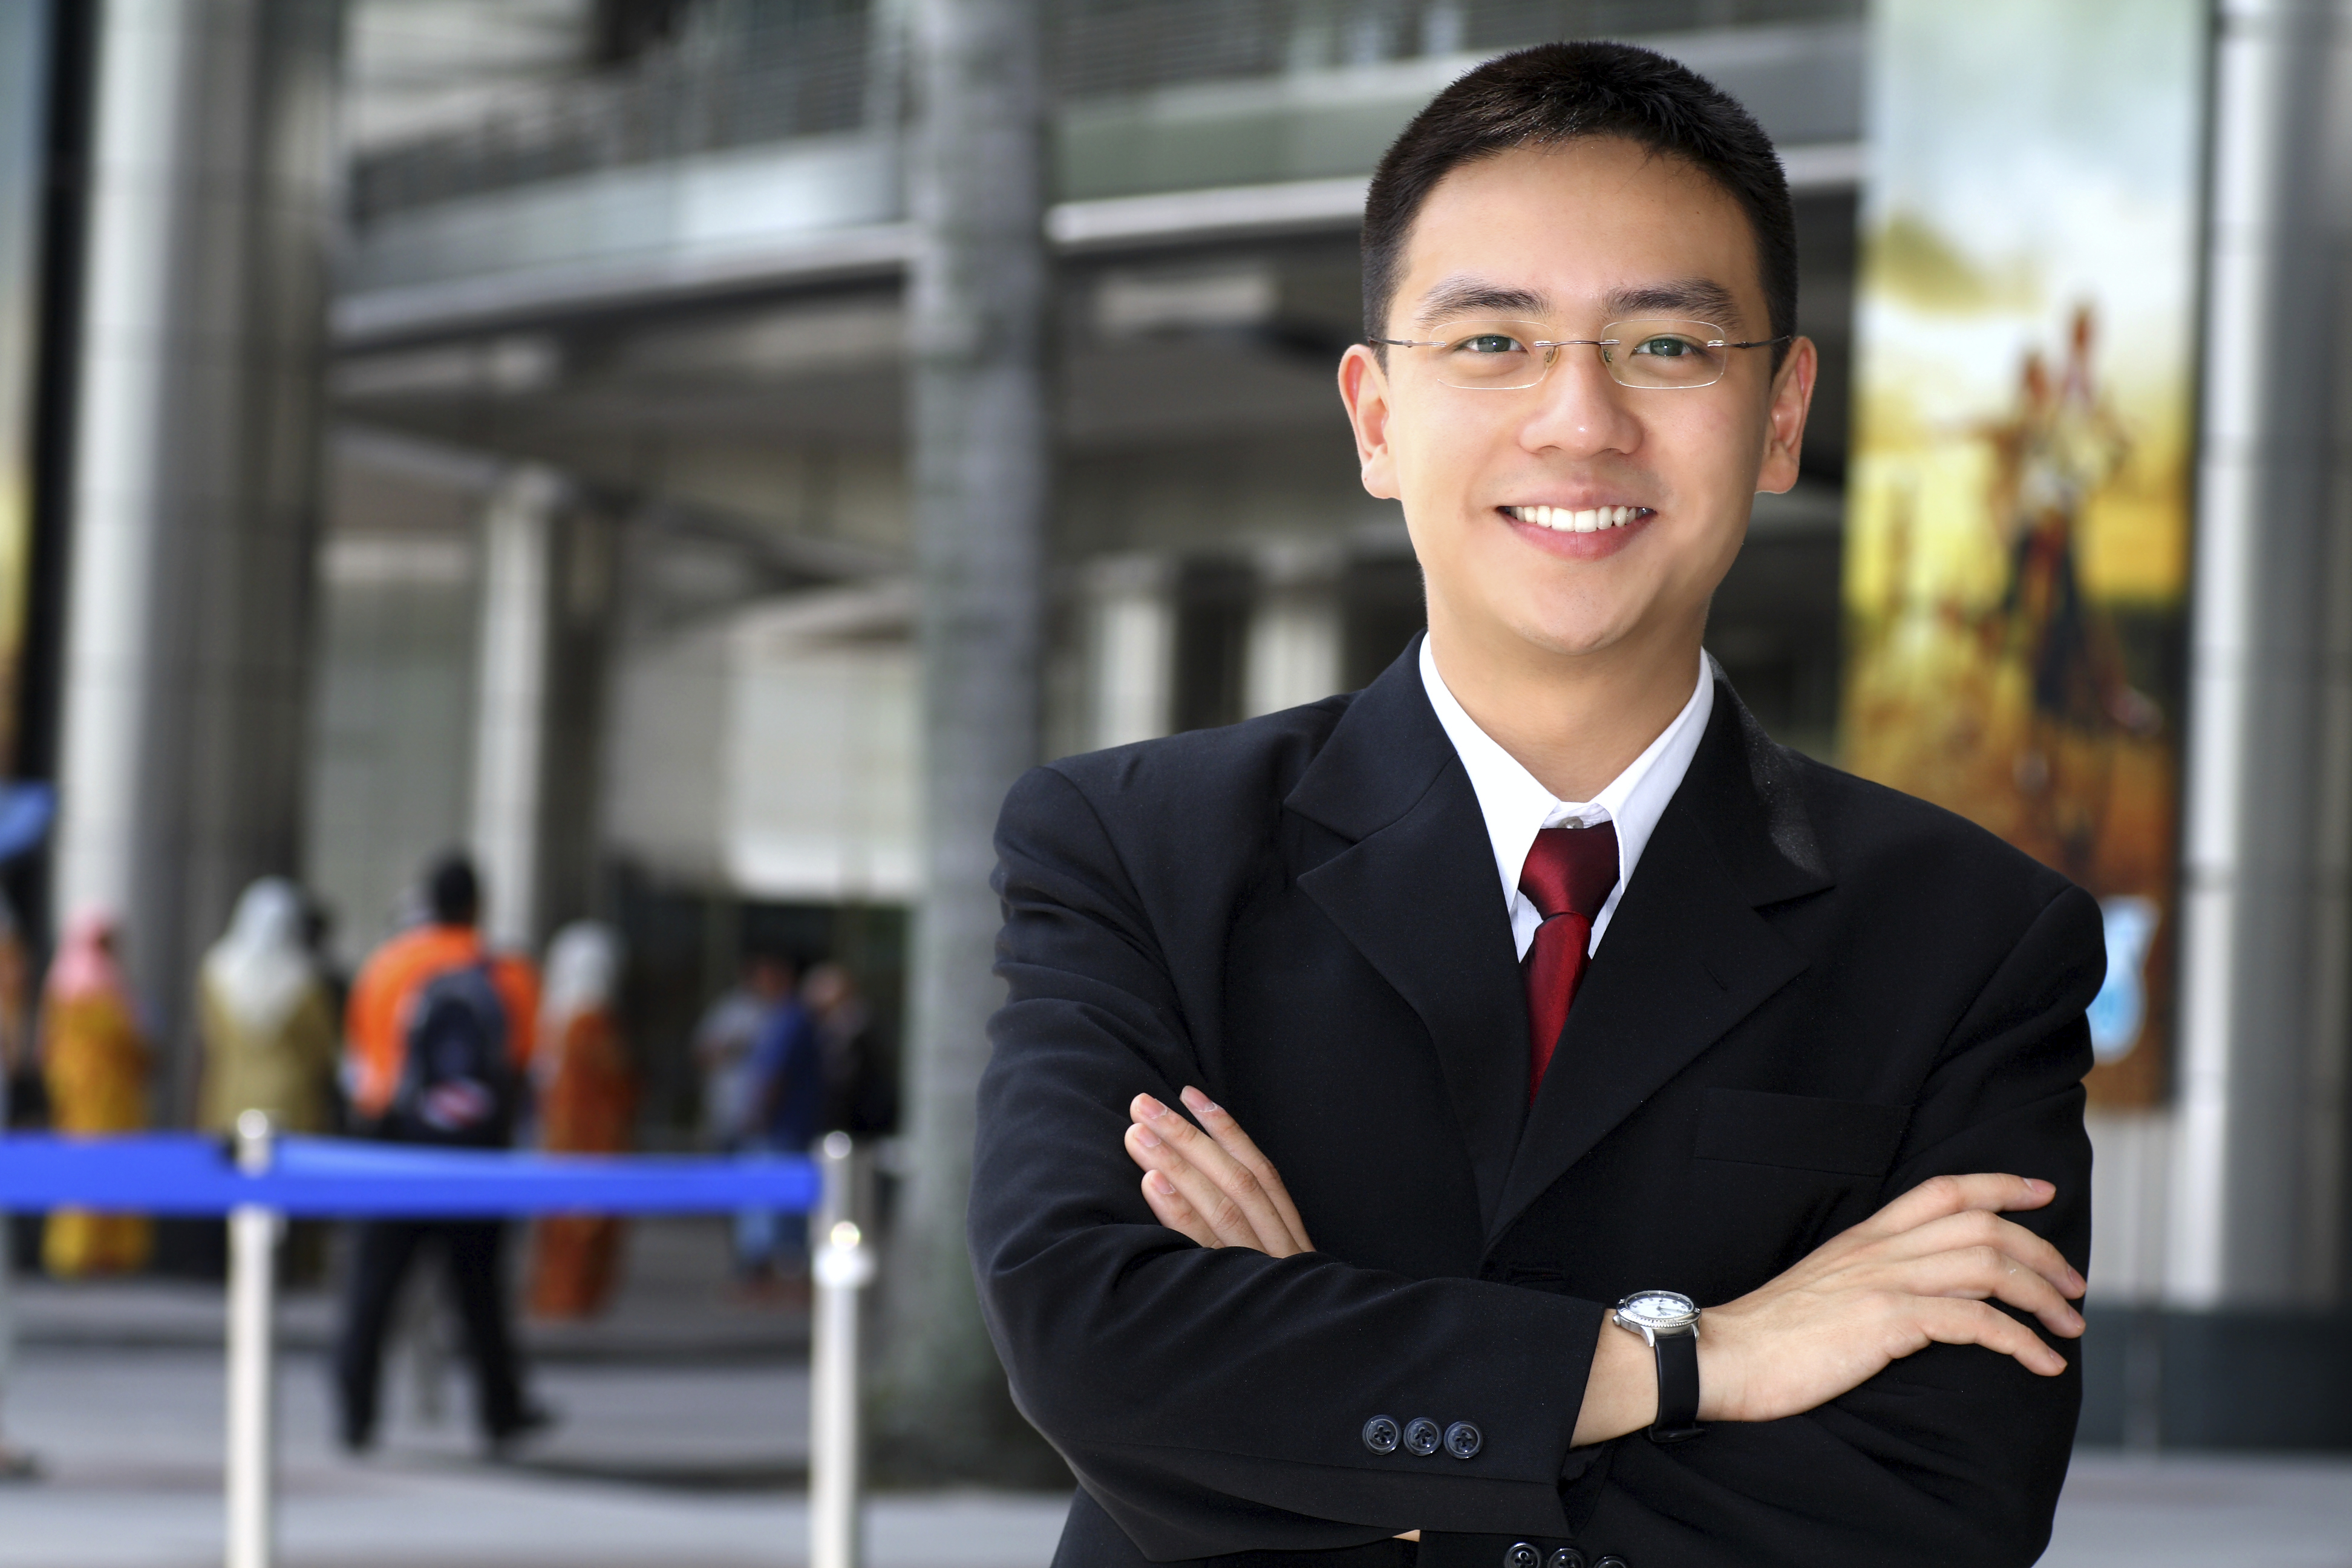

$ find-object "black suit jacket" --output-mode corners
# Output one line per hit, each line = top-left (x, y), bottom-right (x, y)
(972, 641), (2100, 1568)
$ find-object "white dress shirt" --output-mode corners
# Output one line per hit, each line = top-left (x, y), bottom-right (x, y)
(1419, 636), (1715, 960)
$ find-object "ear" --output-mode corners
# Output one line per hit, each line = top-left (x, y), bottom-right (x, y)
(1754, 335), (1818, 496)
(1337, 344), (1402, 500)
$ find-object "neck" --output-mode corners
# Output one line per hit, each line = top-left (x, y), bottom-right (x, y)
(1425, 609), (1702, 802)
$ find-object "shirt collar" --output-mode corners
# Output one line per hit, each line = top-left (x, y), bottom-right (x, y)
(1418, 634), (1714, 947)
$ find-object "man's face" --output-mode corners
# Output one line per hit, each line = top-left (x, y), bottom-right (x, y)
(1338, 138), (1815, 668)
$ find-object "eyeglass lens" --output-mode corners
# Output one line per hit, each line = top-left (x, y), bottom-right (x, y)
(1418, 319), (1734, 390)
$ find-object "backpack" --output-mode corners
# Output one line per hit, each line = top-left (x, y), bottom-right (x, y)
(384, 960), (516, 1147)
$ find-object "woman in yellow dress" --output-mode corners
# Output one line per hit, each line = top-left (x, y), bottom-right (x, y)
(524, 922), (633, 1319)
(40, 910), (152, 1277)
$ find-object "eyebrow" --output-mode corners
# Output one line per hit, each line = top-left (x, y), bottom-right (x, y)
(1412, 275), (1553, 328)
(1409, 274), (1747, 332)
(1604, 278), (1742, 327)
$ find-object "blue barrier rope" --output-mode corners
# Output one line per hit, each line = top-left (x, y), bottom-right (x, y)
(0, 1134), (820, 1217)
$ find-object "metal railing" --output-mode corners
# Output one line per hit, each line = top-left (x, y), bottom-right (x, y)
(0, 1120), (869, 1568)
(347, 0), (1864, 225)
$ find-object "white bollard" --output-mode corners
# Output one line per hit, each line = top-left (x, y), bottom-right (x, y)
(225, 1111), (279, 1568)
(809, 1132), (872, 1568)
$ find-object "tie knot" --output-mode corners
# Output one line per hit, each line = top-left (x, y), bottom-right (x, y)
(1519, 822), (1620, 921)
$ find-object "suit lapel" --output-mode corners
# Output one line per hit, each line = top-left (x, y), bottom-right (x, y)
(1485, 682), (1836, 1246)
(1289, 644), (1530, 1230)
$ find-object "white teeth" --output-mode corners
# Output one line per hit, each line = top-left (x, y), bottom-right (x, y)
(1511, 505), (1643, 530)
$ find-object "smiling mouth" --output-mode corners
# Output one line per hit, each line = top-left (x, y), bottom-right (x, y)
(1503, 504), (1651, 534)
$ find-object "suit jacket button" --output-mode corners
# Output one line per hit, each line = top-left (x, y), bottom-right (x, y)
(1592, 1557), (1630, 1568)
(1503, 1545), (1541, 1568)
(1361, 1416), (1399, 1455)
(1403, 1417), (1442, 1456)
(1546, 1551), (1586, 1568)
(1443, 1420), (1481, 1459)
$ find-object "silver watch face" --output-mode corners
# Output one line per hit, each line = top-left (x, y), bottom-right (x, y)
(1615, 1290), (1700, 1331)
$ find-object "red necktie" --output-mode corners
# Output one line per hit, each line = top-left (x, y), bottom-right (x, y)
(1519, 822), (1620, 1102)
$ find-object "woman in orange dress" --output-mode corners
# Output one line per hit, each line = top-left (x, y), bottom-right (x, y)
(39, 911), (152, 1277)
(525, 922), (633, 1319)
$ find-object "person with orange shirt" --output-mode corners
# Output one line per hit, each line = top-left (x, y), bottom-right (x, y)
(332, 854), (551, 1456)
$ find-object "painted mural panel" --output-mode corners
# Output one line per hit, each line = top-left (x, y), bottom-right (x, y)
(1841, 0), (2206, 1105)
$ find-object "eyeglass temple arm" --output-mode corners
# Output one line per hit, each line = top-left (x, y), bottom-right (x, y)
(1367, 336), (1599, 348)
(1370, 333), (1793, 346)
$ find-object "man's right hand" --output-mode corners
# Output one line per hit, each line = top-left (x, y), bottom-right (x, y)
(1687, 1172), (2085, 1425)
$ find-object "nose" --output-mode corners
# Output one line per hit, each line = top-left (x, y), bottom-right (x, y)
(1517, 341), (1644, 460)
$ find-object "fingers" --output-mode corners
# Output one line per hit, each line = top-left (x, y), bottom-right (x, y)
(1864, 1172), (2056, 1239)
(1875, 1207), (2085, 1300)
(1909, 1295), (2071, 1377)
(1125, 1094), (1304, 1256)
(1138, 1169), (1221, 1250)
(1125, 1120), (1260, 1249)
(1887, 1244), (2085, 1338)
(1178, 1086), (1314, 1252)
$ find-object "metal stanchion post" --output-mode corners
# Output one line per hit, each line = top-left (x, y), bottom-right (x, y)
(809, 1132), (872, 1568)
(226, 1111), (279, 1568)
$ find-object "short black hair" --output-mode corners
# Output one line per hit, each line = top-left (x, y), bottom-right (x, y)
(1362, 41), (1795, 366)
(425, 853), (480, 927)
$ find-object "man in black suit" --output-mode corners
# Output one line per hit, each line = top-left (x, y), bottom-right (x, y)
(972, 41), (2099, 1568)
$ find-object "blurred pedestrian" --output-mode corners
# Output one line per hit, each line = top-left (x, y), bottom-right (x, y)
(38, 911), (151, 1278)
(198, 878), (339, 1283)
(0, 893), (36, 1478)
(691, 949), (792, 1152)
(733, 956), (822, 1290)
(333, 854), (549, 1455)
(197, 878), (337, 1137)
(0, 893), (30, 1115)
(525, 920), (632, 1321)
(802, 961), (896, 1137)
(301, 896), (352, 1088)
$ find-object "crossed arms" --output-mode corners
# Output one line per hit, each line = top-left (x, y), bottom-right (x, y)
(1126, 1085), (2083, 1467)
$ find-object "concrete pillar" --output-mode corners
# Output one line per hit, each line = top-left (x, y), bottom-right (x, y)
(50, 0), (339, 1112)
(886, 0), (1053, 1482)
(535, 506), (618, 937)
(1082, 554), (1175, 748)
(1243, 541), (1344, 718)
(2167, 0), (2352, 1310)
(468, 465), (563, 952)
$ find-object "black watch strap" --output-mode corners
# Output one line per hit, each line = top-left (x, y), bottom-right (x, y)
(1649, 1329), (1702, 1443)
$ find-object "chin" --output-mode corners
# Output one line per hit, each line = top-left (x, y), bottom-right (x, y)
(1501, 604), (1640, 661)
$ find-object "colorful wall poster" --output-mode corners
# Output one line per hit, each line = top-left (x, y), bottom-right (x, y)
(1840, 0), (2207, 1106)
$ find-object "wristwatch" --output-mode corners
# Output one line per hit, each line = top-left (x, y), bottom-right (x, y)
(1613, 1290), (1704, 1443)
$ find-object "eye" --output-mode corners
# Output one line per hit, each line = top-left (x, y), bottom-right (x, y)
(1631, 333), (1702, 358)
(1452, 333), (1526, 355)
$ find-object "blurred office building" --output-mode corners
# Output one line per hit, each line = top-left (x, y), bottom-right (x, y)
(315, 0), (1859, 1127)
(0, 0), (2347, 1453)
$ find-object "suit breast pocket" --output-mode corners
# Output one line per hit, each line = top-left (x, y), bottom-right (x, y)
(1689, 1089), (1913, 1282)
